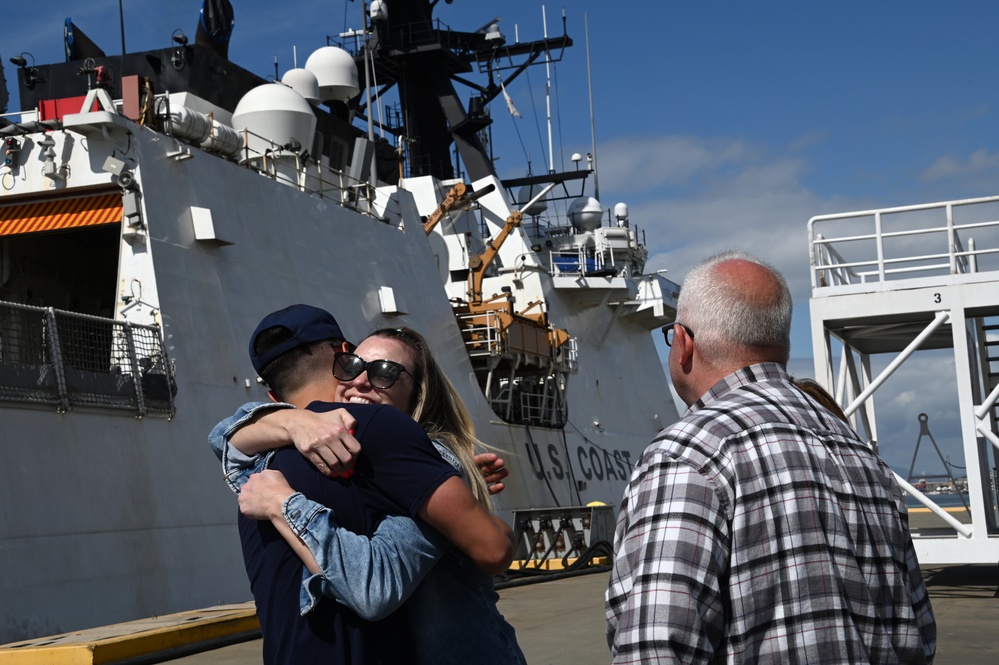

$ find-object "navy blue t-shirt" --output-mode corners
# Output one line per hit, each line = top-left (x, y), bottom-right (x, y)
(238, 402), (459, 665)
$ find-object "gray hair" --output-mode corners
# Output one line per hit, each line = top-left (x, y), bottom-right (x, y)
(676, 250), (792, 363)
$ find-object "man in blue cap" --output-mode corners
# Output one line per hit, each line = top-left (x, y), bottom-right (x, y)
(210, 304), (517, 665)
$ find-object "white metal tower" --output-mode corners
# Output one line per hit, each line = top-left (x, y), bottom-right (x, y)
(808, 195), (999, 564)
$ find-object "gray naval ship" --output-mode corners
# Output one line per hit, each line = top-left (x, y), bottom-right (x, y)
(0, 0), (680, 643)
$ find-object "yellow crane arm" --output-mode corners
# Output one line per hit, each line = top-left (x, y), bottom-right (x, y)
(422, 183), (497, 235)
(468, 210), (523, 305)
(422, 183), (467, 235)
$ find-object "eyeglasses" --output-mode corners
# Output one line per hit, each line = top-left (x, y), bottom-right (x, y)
(333, 351), (410, 389)
(661, 322), (694, 347)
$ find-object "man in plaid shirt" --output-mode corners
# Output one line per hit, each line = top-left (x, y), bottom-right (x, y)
(606, 251), (935, 664)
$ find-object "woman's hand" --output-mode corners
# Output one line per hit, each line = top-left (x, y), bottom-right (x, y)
(285, 408), (360, 477)
(474, 452), (509, 495)
(239, 469), (296, 521)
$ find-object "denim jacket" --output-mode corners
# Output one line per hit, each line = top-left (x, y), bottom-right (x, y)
(208, 401), (444, 617)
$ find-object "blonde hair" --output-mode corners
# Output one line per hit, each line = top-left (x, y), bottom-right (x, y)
(369, 327), (493, 509)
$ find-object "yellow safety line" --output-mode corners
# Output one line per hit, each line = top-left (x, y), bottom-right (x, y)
(510, 556), (611, 571)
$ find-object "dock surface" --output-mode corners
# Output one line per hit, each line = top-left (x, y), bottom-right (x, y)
(165, 565), (999, 664)
(3, 508), (996, 664)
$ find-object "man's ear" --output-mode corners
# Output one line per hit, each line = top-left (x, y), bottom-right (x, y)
(676, 326), (696, 368)
(267, 389), (281, 403)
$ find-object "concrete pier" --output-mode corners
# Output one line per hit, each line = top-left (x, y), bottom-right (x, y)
(3, 507), (995, 664)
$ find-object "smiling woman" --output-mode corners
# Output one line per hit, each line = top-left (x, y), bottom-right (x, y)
(335, 334), (417, 412)
(342, 327), (494, 507)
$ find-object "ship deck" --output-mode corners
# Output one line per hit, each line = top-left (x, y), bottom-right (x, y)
(3, 512), (997, 665)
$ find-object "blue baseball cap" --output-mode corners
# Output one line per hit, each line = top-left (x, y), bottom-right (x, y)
(249, 304), (347, 375)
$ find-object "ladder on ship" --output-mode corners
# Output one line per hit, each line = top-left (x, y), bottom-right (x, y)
(807, 194), (999, 565)
(985, 322), (999, 430)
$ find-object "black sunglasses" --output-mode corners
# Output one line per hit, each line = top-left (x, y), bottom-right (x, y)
(333, 351), (410, 389)
(661, 322), (694, 347)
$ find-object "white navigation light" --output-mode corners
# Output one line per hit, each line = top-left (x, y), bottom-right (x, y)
(232, 83), (317, 157)
(305, 46), (360, 103)
(568, 196), (603, 232)
(281, 68), (321, 105)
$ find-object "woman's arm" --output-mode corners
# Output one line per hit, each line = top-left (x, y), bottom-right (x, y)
(208, 401), (285, 492)
(209, 402), (361, 483)
(418, 476), (515, 574)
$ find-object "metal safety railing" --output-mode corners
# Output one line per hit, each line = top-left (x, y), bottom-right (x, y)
(808, 195), (999, 291)
(0, 301), (175, 417)
(549, 248), (605, 276)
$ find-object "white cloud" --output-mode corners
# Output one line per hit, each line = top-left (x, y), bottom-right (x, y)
(628, 134), (974, 477)
(612, 139), (825, 307)
(595, 135), (756, 193)
(921, 148), (999, 182)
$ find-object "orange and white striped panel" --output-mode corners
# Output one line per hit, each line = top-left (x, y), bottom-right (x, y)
(0, 192), (122, 237)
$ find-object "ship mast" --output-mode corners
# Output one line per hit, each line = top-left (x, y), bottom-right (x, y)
(364, 0), (572, 182)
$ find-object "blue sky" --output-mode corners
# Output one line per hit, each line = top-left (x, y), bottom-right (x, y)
(4, 0), (996, 474)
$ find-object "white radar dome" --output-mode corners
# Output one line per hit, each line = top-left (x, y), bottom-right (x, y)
(614, 202), (629, 222)
(568, 196), (603, 232)
(305, 46), (360, 103)
(232, 83), (317, 157)
(281, 68), (320, 105)
(518, 184), (548, 216)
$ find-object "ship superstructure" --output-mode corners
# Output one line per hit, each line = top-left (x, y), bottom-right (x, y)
(0, 0), (680, 642)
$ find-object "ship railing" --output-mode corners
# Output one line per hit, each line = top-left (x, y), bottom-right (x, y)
(808, 195), (999, 292)
(519, 390), (546, 423)
(546, 232), (648, 279)
(0, 301), (175, 418)
(231, 127), (378, 211)
(559, 336), (579, 373)
(333, 18), (474, 60)
(457, 310), (503, 357)
(156, 104), (380, 218)
(517, 383), (568, 428)
(549, 248), (604, 277)
(490, 374), (568, 428)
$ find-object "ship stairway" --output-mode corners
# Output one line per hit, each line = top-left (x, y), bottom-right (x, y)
(984, 321), (999, 429)
(807, 194), (999, 565)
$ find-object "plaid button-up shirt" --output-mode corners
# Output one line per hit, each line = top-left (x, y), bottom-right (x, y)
(606, 363), (935, 664)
